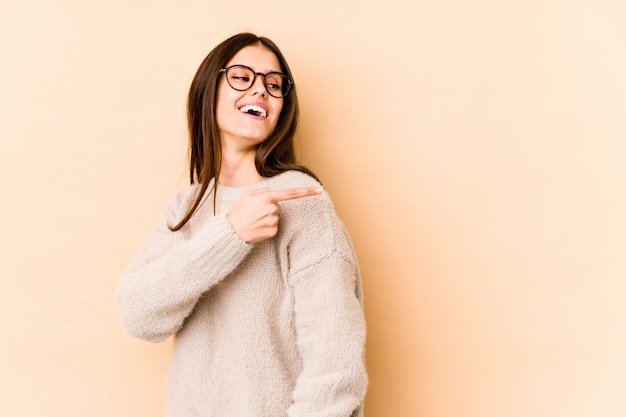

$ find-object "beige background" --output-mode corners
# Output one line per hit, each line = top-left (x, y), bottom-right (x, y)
(1, 0), (625, 416)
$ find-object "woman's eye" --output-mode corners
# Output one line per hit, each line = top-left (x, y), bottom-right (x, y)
(266, 83), (280, 91)
(232, 76), (250, 82)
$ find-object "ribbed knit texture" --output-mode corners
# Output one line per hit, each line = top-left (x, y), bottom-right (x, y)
(116, 171), (367, 417)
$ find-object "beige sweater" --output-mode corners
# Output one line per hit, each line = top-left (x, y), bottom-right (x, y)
(116, 171), (367, 417)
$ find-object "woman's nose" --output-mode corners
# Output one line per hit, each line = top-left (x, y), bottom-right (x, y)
(249, 75), (267, 97)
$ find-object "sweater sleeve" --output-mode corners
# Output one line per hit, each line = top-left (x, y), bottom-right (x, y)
(286, 194), (368, 417)
(116, 190), (252, 343)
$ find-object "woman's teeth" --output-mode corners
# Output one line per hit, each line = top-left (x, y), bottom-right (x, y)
(239, 105), (267, 118)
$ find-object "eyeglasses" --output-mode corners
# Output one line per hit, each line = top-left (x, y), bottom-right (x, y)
(220, 65), (293, 98)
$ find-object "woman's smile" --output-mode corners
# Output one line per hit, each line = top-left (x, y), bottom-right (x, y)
(238, 102), (268, 118)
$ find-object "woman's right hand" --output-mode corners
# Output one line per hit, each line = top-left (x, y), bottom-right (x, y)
(226, 186), (322, 244)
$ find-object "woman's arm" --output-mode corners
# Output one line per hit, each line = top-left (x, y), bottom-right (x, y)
(285, 194), (368, 417)
(288, 253), (368, 417)
(116, 192), (252, 343)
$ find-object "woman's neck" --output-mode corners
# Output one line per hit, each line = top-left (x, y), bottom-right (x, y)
(218, 147), (265, 187)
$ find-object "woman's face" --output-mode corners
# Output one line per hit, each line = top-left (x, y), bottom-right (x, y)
(216, 45), (284, 151)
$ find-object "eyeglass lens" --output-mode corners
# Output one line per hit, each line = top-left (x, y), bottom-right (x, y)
(225, 66), (290, 98)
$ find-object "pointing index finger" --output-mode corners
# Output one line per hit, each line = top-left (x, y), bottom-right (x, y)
(270, 186), (323, 202)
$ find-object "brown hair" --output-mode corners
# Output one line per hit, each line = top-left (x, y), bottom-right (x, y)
(170, 33), (317, 231)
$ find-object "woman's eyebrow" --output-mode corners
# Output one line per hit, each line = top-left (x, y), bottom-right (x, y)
(230, 64), (283, 73)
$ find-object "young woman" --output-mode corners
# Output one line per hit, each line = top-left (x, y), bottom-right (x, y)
(116, 32), (367, 417)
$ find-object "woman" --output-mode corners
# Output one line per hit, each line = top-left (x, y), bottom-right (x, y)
(116, 32), (367, 417)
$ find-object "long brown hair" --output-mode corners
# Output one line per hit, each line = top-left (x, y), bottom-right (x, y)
(169, 33), (317, 231)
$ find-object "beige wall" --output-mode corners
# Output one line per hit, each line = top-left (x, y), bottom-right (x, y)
(1, 1), (625, 416)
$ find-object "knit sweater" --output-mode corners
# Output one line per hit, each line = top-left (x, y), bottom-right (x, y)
(116, 170), (368, 417)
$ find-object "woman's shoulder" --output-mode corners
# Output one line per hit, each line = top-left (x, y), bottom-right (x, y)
(160, 183), (204, 220)
(169, 183), (202, 205)
(274, 171), (342, 236)
(269, 170), (322, 189)
(271, 171), (332, 211)
(274, 172), (358, 272)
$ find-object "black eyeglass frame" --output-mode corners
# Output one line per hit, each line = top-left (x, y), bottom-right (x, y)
(219, 65), (294, 98)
